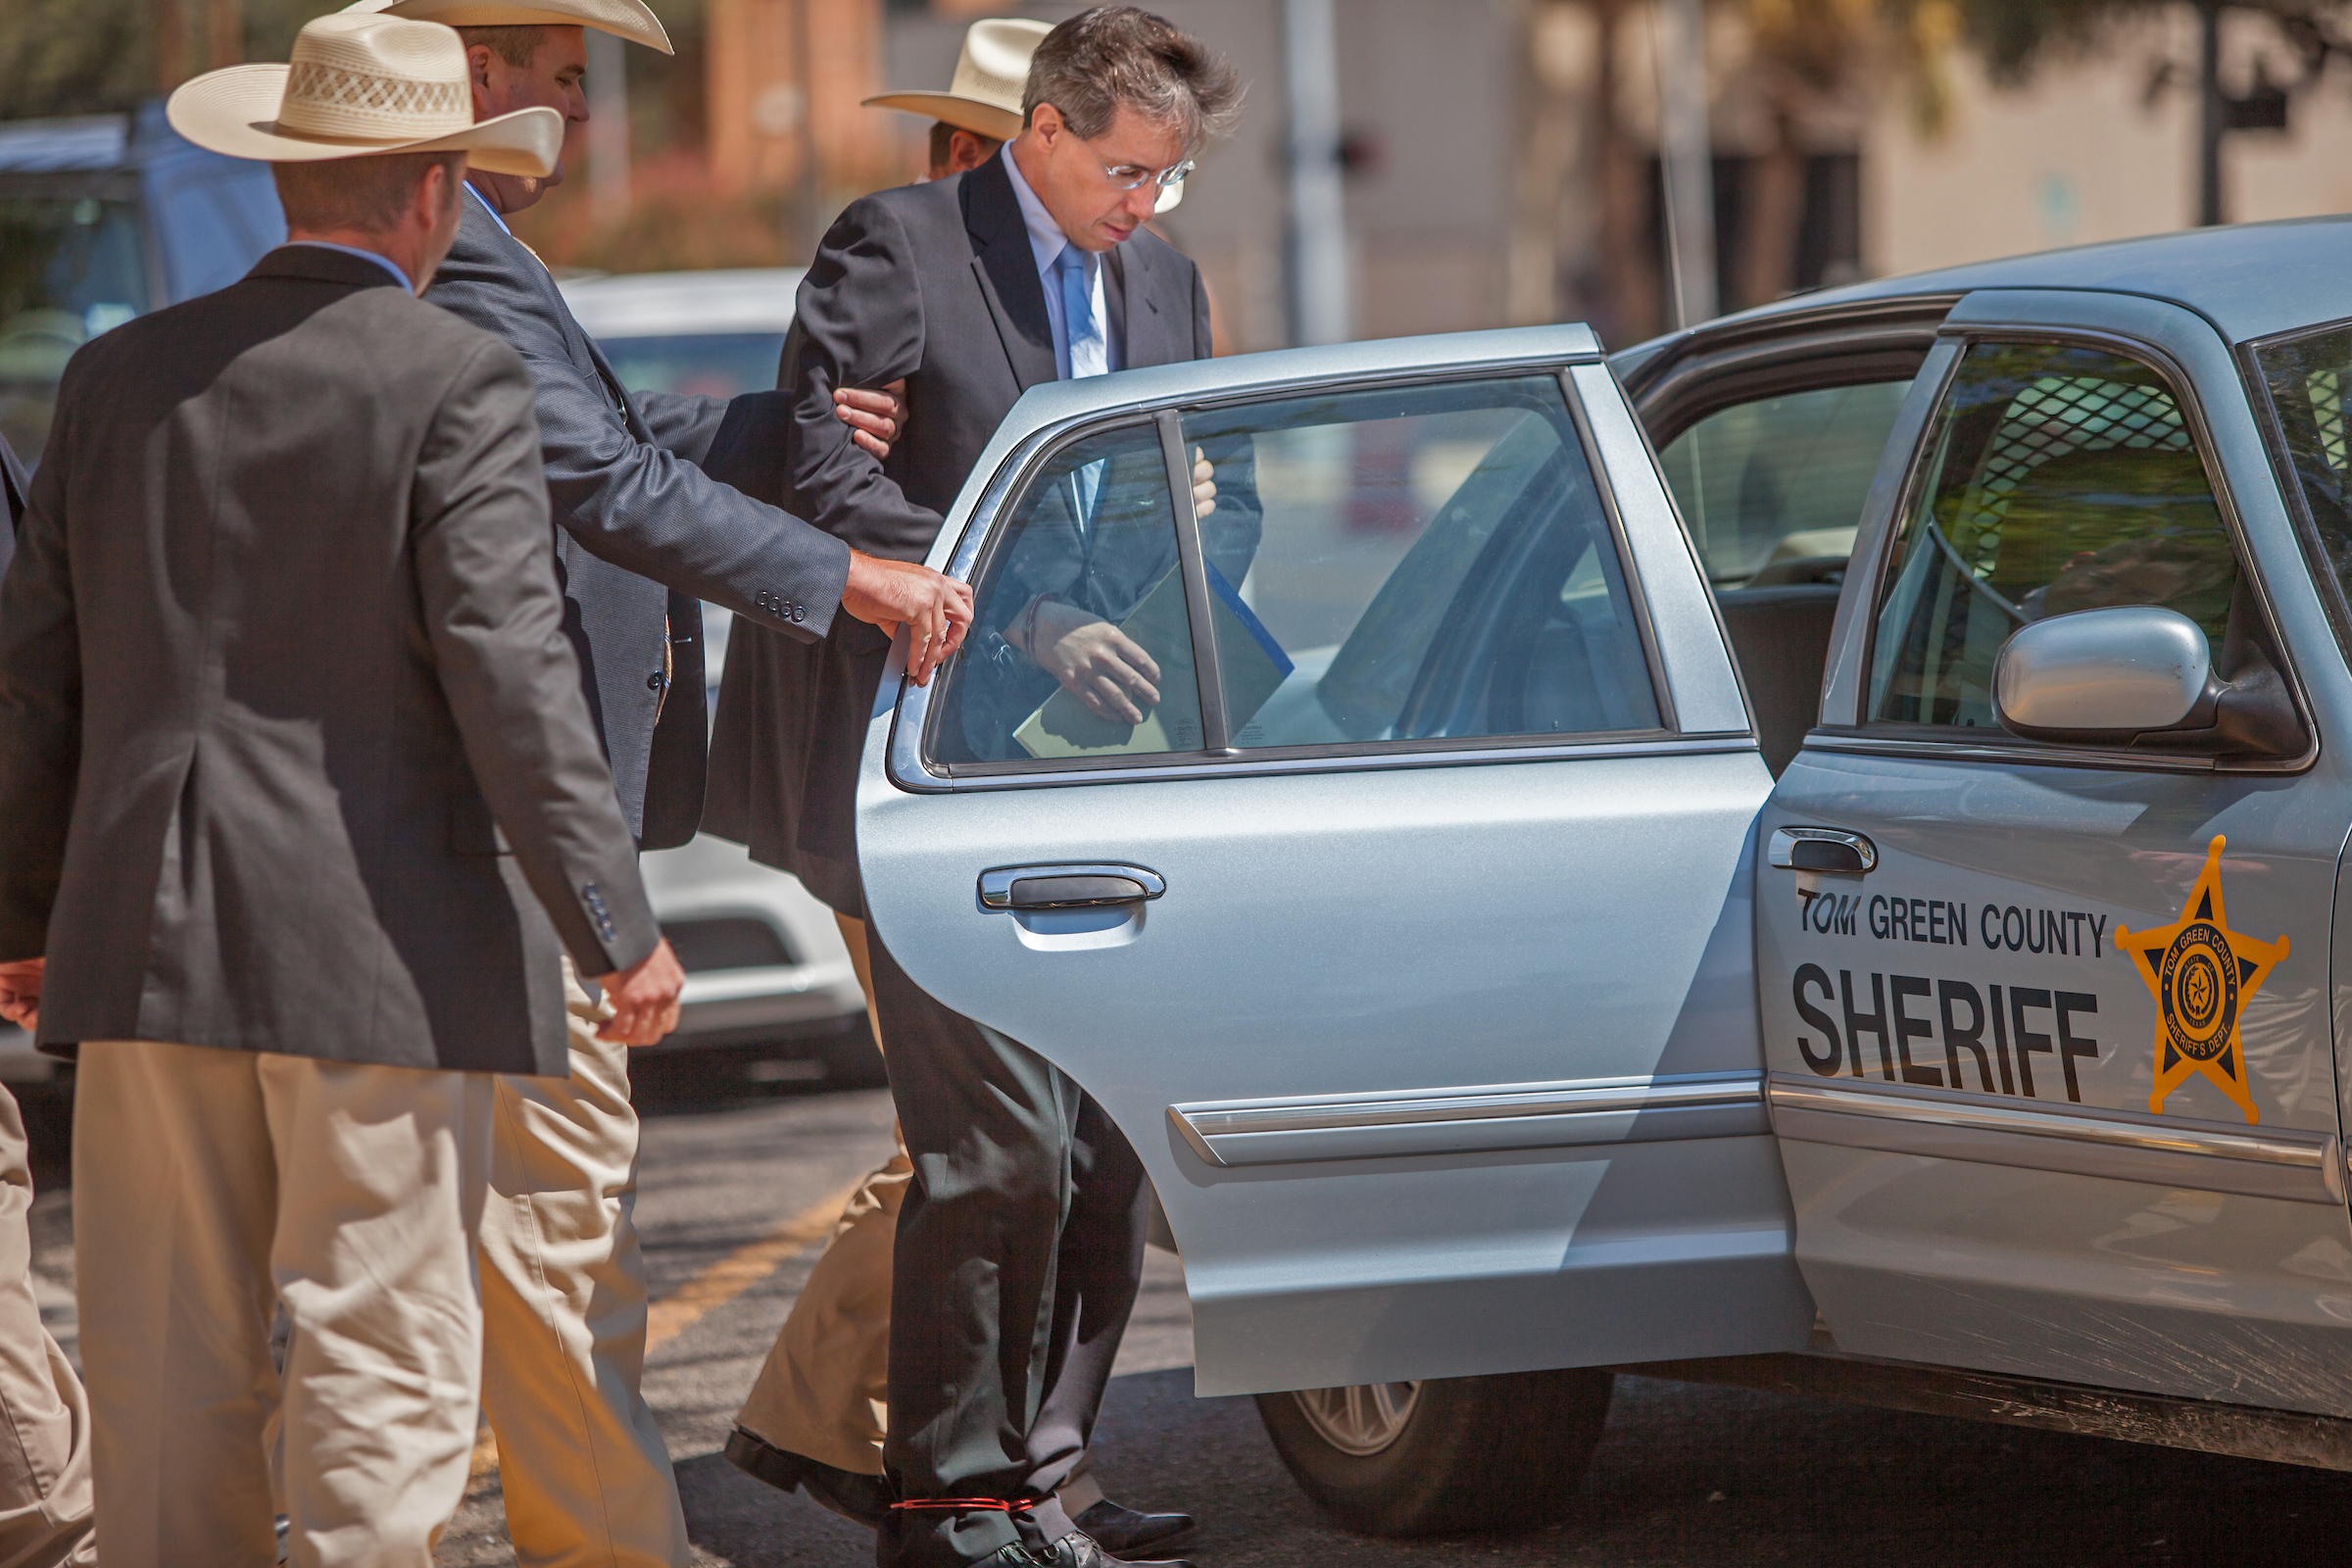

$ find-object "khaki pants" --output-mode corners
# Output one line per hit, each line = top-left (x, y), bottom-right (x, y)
(74, 1040), (493, 1568)
(731, 919), (1106, 1513)
(476, 961), (687, 1568)
(0, 1083), (91, 1567)
(735, 915), (900, 1475)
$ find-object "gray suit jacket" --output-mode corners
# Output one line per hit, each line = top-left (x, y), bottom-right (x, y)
(705, 153), (1244, 912)
(425, 196), (853, 848)
(0, 246), (655, 1075)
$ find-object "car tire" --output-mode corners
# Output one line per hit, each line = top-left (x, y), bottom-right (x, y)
(1253, 1368), (1614, 1537)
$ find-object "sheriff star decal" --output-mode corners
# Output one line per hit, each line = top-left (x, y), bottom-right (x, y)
(2114, 836), (2286, 1125)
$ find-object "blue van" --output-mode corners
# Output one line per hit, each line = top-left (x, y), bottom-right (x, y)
(0, 101), (283, 466)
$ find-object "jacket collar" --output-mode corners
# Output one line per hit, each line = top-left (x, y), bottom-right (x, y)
(962, 153), (1057, 393)
(248, 244), (413, 292)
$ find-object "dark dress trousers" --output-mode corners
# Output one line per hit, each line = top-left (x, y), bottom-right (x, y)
(706, 153), (1228, 1567)
(426, 196), (852, 848)
(0, 246), (656, 1075)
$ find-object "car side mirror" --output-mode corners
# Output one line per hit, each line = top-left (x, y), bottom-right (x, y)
(1993, 606), (2302, 760)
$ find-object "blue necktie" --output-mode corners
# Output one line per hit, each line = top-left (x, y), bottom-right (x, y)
(1055, 245), (1108, 381)
(1054, 246), (1108, 533)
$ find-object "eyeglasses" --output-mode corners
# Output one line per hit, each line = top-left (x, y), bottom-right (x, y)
(1075, 136), (1194, 194)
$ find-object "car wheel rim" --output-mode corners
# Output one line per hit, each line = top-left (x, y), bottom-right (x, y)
(1291, 1381), (1422, 1457)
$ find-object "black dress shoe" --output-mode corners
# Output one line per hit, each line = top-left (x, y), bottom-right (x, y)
(722, 1426), (892, 1528)
(976, 1532), (1193, 1568)
(1071, 1499), (1198, 1558)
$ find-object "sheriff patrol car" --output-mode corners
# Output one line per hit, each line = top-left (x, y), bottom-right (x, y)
(854, 217), (2352, 1536)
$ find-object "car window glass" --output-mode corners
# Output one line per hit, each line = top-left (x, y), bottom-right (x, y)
(0, 195), (150, 466)
(1178, 374), (1659, 748)
(2250, 320), (2352, 638)
(931, 422), (1202, 765)
(1867, 341), (2237, 729)
(1658, 378), (1912, 587)
(598, 333), (791, 398)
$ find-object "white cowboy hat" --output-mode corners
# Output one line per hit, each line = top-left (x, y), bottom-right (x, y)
(862, 17), (1184, 211)
(864, 18), (1047, 144)
(341, 0), (672, 55)
(167, 14), (563, 175)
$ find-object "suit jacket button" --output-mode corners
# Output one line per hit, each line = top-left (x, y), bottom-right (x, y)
(647, 671), (665, 691)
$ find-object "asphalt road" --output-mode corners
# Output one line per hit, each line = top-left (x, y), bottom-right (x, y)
(19, 1064), (2352, 1567)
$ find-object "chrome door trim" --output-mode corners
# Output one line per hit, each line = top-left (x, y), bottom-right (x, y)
(1768, 1074), (2346, 1204)
(1170, 1071), (1766, 1167)
(894, 730), (1759, 795)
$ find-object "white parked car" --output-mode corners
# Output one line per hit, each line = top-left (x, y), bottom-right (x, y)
(561, 267), (877, 1080)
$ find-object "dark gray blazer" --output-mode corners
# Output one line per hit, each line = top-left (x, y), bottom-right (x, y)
(705, 152), (1237, 913)
(0, 246), (656, 1075)
(426, 195), (852, 849)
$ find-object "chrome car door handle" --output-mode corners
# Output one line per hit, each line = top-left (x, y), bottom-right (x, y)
(1768, 826), (1878, 874)
(978, 863), (1167, 911)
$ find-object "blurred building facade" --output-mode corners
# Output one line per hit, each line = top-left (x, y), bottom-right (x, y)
(883, 1), (2352, 354)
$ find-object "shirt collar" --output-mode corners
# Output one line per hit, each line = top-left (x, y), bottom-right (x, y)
(466, 179), (514, 236)
(283, 241), (414, 295)
(1000, 141), (1083, 279)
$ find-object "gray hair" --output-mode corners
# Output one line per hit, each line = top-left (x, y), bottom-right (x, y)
(1021, 6), (1244, 155)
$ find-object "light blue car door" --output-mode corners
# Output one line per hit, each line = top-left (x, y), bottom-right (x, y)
(1757, 290), (2352, 1414)
(857, 329), (1816, 1396)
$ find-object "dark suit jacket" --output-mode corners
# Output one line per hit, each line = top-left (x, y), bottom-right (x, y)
(0, 246), (655, 1075)
(425, 196), (852, 849)
(0, 430), (25, 575)
(705, 152), (1232, 913)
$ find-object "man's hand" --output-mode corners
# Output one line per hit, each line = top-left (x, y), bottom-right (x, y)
(0, 958), (42, 1035)
(596, 939), (684, 1046)
(1027, 600), (1161, 724)
(1191, 446), (1216, 519)
(842, 553), (973, 686)
(835, 381), (908, 462)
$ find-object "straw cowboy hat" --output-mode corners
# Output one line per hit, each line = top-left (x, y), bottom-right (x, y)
(866, 17), (1184, 211)
(864, 18), (1047, 144)
(341, 0), (672, 56)
(167, 13), (563, 175)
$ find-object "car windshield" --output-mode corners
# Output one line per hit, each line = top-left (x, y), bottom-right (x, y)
(2250, 319), (2352, 647)
(0, 193), (148, 466)
(596, 332), (788, 399)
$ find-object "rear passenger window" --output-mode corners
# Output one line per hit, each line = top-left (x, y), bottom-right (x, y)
(1659, 380), (1912, 587)
(930, 374), (1663, 772)
(1178, 374), (1658, 749)
(1867, 341), (2238, 730)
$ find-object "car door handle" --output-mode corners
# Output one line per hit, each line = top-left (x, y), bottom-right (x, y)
(1768, 826), (1878, 874)
(978, 863), (1167, 911)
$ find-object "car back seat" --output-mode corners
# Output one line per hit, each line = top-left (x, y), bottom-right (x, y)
(1714, 584), (1841, 776)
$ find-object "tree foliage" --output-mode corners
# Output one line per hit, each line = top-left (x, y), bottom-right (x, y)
(0, 0), (347, 121)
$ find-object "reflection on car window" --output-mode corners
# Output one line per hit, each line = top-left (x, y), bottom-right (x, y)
(2251, 320), (2352, 647)
(1659, 380), (1913, 588)
(1180, 374), (1658, 748)
(1868, 342), (2237, 729)
(932, 423), (1211, 765)
(596, 332), (791, 398)
(0, 196), (149, 466)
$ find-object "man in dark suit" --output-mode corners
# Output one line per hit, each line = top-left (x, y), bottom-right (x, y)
(0, 16), (684, 1559)
(346, 2), (969, 1560)
(0, 428), (93, 1567)
(709, 11), (1244, 1566)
